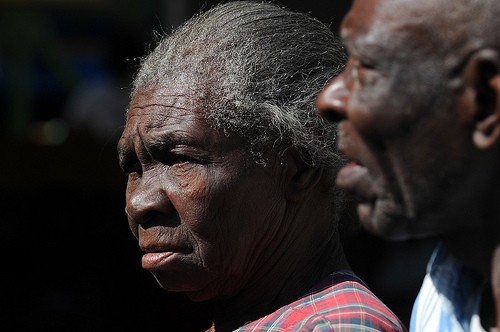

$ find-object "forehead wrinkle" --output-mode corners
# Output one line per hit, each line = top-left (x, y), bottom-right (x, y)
(341, 0), (378, 38)
(130, 98), (192, 113)
(128, 100), (198, 124)
(142, 112), (201, 133)
(125, 84), (212, 138)
(342, 6), (384, 58)
(345, 33), (384, 59)
(345, 4), (432, 64)
(375, 0), (444, 47)
(132, 83), (198, 106)
(121, 107), (190, 149)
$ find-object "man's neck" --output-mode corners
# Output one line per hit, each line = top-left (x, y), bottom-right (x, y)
(440, 150), (500, 275)
(441, 210), (500, 330)
(442, 206), (500, 278)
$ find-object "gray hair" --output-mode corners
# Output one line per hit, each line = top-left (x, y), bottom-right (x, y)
(133, 1), (346, 170)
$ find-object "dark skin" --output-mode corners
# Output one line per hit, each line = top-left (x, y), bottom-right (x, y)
(118, 85), (349, 331)
(317, 0), (500, 329)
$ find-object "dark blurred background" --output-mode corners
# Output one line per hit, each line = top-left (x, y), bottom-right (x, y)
(0, 0), (437, 330)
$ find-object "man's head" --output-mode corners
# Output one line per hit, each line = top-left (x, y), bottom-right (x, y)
(317, 0), (500, 240)
(118, 1), (347, 302)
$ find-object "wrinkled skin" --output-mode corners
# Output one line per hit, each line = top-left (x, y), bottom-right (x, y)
(317, 0), (497, 241)
(117, 84), (346, 324)
(317, 0), (500, 328)
(118, 87), (289, 302)
(118, 85), (349, 331)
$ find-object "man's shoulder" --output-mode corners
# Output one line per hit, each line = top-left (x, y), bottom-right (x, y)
(410, 244), (487, 332)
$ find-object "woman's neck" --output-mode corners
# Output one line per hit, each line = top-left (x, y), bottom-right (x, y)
(210, 227), (350, 332)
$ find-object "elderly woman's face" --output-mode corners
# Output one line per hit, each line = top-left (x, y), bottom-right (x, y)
(118, 87), (287, 301)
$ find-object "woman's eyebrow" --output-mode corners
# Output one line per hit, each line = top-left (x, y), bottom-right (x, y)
(117, 137), (130, 155)
(117, 143), (133, 167)
(143, 130), (203, 151)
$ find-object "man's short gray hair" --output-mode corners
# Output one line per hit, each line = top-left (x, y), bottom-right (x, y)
(133, 1), (346, 169)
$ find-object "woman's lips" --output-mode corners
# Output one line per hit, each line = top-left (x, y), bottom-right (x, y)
(140, 243), (190, 270)
(142, 251), (182, 270)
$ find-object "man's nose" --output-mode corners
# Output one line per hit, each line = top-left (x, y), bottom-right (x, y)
(125, 182), (172, 225)
(316, 76), (349, 122)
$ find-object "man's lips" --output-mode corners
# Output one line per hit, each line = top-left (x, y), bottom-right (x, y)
(337, 163), (377, 222)
(338, 163), (412, 239)
(336, 162), (379, 202)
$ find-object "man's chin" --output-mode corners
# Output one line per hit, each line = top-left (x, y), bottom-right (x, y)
(357, 198), (418, 241)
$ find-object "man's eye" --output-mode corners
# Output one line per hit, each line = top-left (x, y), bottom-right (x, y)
(353, 59), (380, 86)
(359, 60), (375, 70)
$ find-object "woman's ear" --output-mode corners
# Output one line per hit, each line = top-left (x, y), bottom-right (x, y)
(461, 49), (500, 149)
(281, 149), (323, 201)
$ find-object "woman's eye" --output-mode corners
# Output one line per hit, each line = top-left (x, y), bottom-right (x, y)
(121, 160), (142, 176)
(163, 153), (201, 166)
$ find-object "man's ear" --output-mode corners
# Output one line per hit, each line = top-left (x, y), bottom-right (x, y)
(281, 149), (323, 201)
(473, 74), (500, 149)
(461, 49), (500, 149)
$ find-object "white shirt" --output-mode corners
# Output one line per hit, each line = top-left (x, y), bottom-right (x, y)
(410, 243), (487, 332)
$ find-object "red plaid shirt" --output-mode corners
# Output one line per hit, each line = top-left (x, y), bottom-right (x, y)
(234, 270), (406, 331)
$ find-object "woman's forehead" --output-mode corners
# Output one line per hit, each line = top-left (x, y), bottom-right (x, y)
(129, 84), (216, 121)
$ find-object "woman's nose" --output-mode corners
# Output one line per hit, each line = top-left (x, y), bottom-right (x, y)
(316, 75), (350, 123)
(125, 181), (172, 225)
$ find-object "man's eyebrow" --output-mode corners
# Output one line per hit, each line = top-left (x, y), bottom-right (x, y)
(339, 30), (359, 55)
(345, 35), (385, 62)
